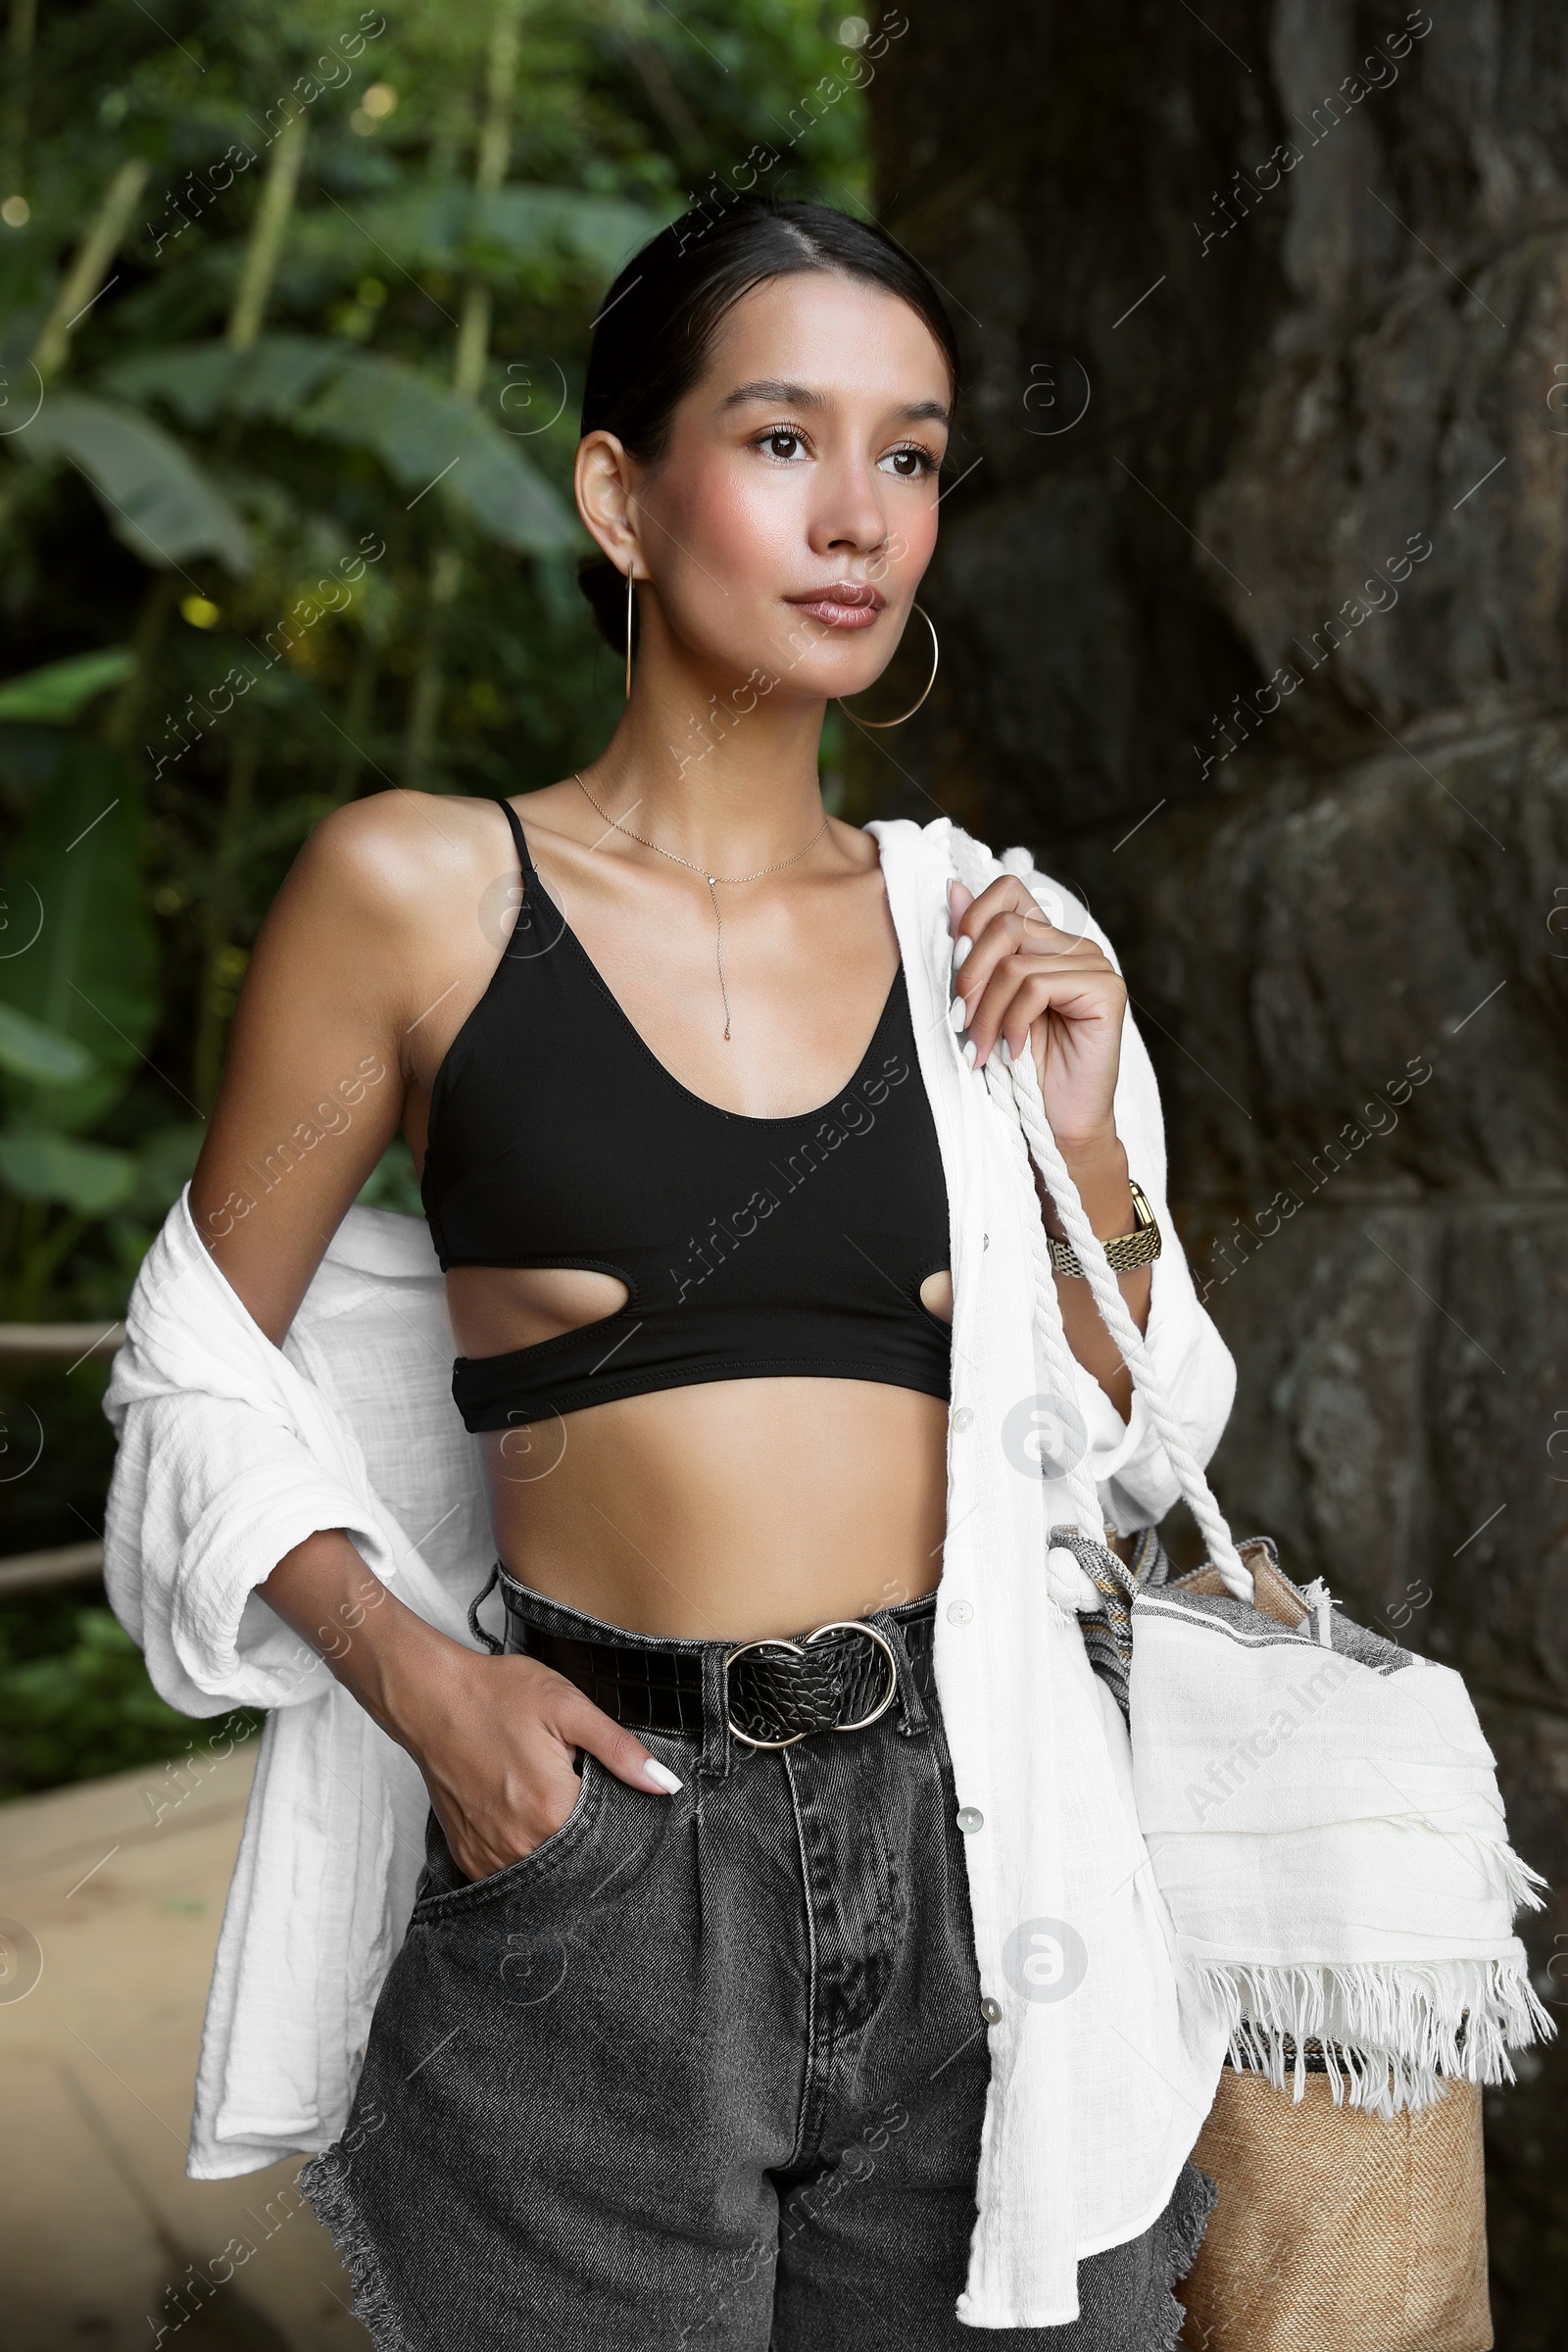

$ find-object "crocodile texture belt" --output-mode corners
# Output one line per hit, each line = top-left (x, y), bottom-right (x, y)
(514, 1597), (937, 1747)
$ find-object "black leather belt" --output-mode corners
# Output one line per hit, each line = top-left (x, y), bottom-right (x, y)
(512, 1596), (937, 1747)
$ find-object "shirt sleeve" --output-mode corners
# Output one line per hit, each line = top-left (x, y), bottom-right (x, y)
(101, 1194), (483, 1719)
(1008, 851), (1238, 1533)
(104, 1353), (399, 1720)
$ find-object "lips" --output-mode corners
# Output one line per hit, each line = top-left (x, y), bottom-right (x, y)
(783, 582), (887, 629)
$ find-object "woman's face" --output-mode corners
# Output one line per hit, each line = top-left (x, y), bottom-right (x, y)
(595, 270), (952, 704)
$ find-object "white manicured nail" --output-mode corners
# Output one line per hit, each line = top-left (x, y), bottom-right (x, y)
(999, 1036), (1013, 1065)
(948, 994), (968, 1032)
(962, 1039), (978, 1069)
(952, 935), (973, 972)
(642, 1756), (683, 1793)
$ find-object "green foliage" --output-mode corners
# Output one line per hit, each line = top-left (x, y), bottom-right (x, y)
(0, 1129), (135, 1212)
(0, 746), (159, 1137)
(107, 336), (578, 551)
(0, 649), (134, 723)
(22, 391), (256, 572)
(358, 1134), (422, 1214)
(0, 1001), (96, 1084)
(288, 181), (675, 285)
(0, 1595), (260, 1797)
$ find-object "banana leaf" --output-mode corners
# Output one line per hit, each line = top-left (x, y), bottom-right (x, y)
(18, 394), (254, 575)
(0, 1004), (96, 1086)
(0, 747), (160, 1134)
(0, 1129), (136, 1214)
(0, 650), (135, 725)
(105, 336), (339, 428)
(286, 182), (670, 282)
(105, 337), (577, 554)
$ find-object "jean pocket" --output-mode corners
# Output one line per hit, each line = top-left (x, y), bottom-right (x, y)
(410, 1749), (605, 1922)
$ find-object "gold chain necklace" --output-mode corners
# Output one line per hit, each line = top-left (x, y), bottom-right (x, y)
(572, 771), (829, 1041)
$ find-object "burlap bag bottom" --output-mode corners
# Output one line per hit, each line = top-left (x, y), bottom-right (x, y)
(1178, 2069), (1492, 2352)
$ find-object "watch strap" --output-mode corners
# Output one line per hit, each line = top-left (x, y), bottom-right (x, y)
(1047, 1180), (1162, 1278)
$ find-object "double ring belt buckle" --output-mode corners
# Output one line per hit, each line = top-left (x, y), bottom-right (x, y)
(724, 1618), (901, 1751)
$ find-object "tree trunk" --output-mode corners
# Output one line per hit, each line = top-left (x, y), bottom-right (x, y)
(866, 5), (1568, 2334)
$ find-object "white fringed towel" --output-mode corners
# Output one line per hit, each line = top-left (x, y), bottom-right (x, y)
(1128, 1570), (1552, 2114)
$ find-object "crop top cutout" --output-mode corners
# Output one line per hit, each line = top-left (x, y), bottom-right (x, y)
(420, 799), (953, 1432)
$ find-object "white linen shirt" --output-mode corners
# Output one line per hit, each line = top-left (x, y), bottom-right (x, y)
(103, 813), (1236, 2328)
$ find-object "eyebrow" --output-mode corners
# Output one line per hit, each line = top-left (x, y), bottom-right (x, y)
(718, 376), (951, 426)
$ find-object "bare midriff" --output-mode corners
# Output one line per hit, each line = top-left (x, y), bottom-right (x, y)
(445, 1262), (953, 1642)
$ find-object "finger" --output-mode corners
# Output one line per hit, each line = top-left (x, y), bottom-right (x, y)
(950, 888), (1094, 1010)
(947, 878), (974, 939)
(954, 872), (1079, 955)
(949, 914), (1023, 1031)
(952, 873), (1027, 951)
(958, 931), (1114, 1054)
(950, 921), (1111, 1035)
(546, 1683), (685, 1795)
(1012, 909), (1083, 956)
(964, 957), (1126, 1069)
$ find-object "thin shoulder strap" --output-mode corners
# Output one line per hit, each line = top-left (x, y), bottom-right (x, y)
(497, 795), (536, 885)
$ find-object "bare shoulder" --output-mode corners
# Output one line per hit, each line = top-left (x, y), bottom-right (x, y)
(238, 789), (524, 1042)
(287, 788), (514, 927)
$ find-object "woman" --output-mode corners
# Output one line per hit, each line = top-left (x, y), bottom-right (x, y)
(181, 201), (1236, 2346)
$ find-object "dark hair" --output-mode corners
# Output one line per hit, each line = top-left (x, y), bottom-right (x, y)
(576, 197), (960, 651)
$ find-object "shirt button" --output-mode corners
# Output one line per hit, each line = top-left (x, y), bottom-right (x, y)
(980, 1996), (1004, 2024)
(956, 1806), (984, 1834)
(951, 1404), (974, 1433)
(947, 1599), (973, 1626)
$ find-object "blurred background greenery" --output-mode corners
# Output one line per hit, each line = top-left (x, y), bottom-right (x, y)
(0, 0), (874, 1796)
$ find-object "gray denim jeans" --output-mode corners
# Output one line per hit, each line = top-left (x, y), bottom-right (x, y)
(302, 1570), (1214, 2349)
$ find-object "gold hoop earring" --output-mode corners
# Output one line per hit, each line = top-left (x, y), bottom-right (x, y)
(624, 567), (634, 703)
(835, 602), (939, 729)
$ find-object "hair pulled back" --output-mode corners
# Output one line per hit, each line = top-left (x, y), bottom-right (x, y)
(576, 197), (960, 652)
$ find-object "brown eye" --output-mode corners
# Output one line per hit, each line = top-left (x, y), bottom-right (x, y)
(760, 428), (806, 461)
(879, 445), (937, 479)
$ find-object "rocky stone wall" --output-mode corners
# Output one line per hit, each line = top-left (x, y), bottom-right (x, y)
(862, 3), (1568, 2332)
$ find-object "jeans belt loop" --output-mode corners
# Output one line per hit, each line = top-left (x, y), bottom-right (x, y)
(699, 1642), (736, 1781)
(876, 1607), (933, 1740)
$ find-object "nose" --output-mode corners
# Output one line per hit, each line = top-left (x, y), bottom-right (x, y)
(807, 454), (891, 565)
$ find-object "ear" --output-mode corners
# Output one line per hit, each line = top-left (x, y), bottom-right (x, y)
(574, 429), (647, 579)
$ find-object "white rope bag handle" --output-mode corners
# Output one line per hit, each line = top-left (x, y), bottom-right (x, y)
(983, 1041), (1255, 1604)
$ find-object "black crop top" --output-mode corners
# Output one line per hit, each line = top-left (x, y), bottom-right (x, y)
(420, 800), (952, 1432)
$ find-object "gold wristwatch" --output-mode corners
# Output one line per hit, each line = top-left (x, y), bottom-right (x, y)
(1046, 1180), (1162, 1278)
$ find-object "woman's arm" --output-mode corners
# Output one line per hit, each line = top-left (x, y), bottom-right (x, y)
(189, 794), (424, 1336)
(186, 794), (681, 1872)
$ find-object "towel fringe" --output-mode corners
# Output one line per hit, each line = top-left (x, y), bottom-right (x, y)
(1192, 1955), (1555, 2119)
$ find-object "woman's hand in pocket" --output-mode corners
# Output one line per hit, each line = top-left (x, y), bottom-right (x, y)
(255, 1532), (683, 1884)
(376, 1615), (683, 1883)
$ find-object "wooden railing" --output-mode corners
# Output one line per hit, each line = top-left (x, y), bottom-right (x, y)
(0, 1322), (125, 1361)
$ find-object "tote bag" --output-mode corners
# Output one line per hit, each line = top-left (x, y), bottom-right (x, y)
(987, 1047), (1551, 2351)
